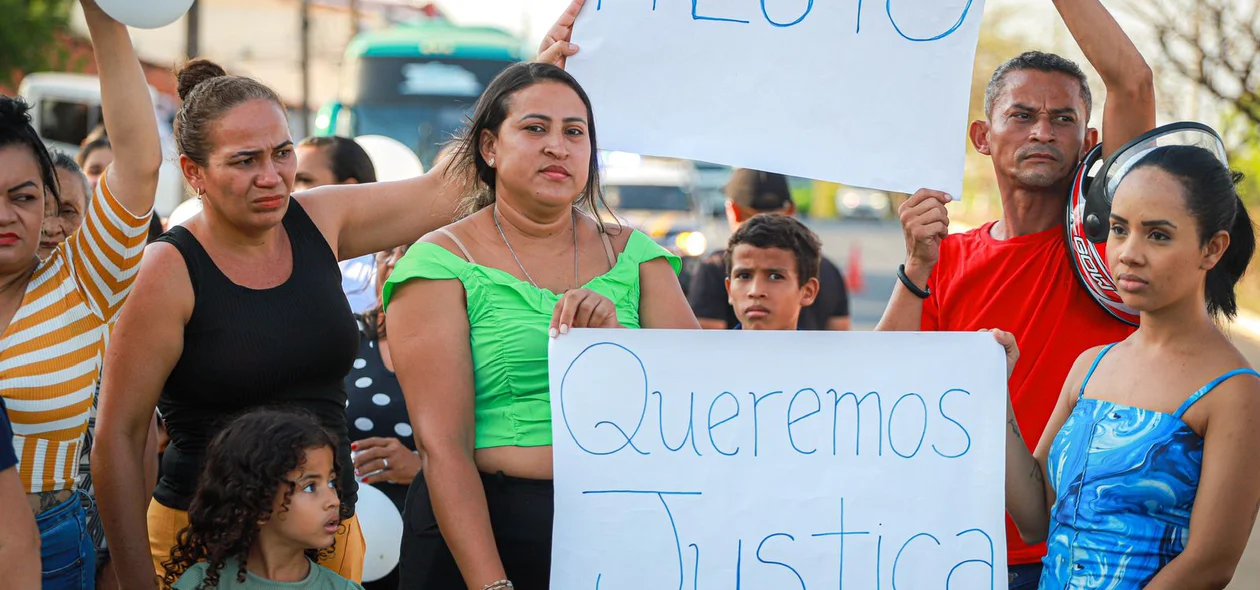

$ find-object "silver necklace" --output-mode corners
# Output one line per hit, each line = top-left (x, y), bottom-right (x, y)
(493, 205), (579, 291)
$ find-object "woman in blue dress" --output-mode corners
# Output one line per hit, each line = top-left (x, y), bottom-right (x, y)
(996, 132), (1260, 589)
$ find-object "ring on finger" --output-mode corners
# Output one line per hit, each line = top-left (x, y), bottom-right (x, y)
(383, 458), (389, 470)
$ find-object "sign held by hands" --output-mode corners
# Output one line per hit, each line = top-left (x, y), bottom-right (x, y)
(567, 0), (987, 197)
(549, 329), (1008, 589)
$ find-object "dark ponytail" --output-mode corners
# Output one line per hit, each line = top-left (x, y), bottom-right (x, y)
(1212, 181), (1256, 319)
(0, 95), (61, 206)
(1132, 146), (1255, 320)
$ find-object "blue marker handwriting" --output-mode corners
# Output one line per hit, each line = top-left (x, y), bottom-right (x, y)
(579, 492), (996, 590)
(594, 0), (978, 41)
(557, 342), (979, 460)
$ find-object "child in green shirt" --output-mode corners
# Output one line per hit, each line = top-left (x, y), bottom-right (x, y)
(164, 410), (364, 590)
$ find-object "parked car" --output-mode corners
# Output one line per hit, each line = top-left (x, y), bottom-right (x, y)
(18, 72), (187, 216)
(600, 154), (709, 293)
(835, 186), (892, 220)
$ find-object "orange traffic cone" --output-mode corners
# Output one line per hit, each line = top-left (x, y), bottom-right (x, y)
(846, 241), (865, 295)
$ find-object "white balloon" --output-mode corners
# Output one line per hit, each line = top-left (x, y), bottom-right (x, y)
(355, 135), (425, 183)
(96, 0), (195, 29)
(355, 483), (404, 582)
(167, 198), (203, 227)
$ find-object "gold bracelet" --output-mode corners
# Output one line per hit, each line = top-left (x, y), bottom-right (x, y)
(483, 580), (514, 590)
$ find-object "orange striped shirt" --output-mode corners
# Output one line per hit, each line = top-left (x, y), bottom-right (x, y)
(1, 171), (151, 493)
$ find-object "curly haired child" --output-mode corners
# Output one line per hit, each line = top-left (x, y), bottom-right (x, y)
(162, 409), (363, 589)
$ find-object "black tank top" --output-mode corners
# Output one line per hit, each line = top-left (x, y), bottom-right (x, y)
(153, 200), (359, 514)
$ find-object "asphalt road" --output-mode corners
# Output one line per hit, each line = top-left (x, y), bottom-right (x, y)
(698, 215), (1260, 587)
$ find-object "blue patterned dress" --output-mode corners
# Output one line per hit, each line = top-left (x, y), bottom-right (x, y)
(1040, 343), (1259, 589)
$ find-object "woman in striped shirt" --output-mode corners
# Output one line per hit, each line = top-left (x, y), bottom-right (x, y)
(0, 1), (160, 587)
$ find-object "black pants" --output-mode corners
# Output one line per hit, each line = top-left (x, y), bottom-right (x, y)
(398, 470), (554, 589)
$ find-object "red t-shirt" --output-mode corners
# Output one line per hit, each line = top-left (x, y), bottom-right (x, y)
(922, 221), (1136, 566)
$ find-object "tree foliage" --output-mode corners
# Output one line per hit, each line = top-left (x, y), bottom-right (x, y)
(1125, 0), (1260, 131)
(0, 0), (76, 88)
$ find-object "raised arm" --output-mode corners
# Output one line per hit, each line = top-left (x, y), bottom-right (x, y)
(1052, 0), (1155, 156)
(80, 0), (161, 213)
(387, 275), (506, 588)
(1144, 375), (1260, 589)
(93, 244), (193, 590)
(296, 160), (464, 261)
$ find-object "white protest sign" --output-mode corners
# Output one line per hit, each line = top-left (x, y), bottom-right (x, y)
(567, 1), (987, 197)
(549, 329), (1007, 589)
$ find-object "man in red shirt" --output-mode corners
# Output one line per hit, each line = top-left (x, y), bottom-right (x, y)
(876, 0), (1155, 587)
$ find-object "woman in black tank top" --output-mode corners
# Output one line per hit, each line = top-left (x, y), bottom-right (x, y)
(90, 61), (472, 590)
(151, 202), (359, 515)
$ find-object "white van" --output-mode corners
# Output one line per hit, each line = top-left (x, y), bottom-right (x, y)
(18, 72), (187, 216)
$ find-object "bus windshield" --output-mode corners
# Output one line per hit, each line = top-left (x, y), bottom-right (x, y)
(350, 56), (514, 102)
(345, 56), (515, 163)
(352, 102), (472, 165)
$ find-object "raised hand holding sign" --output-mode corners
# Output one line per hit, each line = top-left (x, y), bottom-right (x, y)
(566, 0), (987, 197)
(538, 0), (586, 67)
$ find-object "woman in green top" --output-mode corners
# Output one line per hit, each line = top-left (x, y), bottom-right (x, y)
(382, 17), (699, 590)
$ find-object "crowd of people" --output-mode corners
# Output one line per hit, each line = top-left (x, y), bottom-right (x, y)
(1, 0), (1258, 588)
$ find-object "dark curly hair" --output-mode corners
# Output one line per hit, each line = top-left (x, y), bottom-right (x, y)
(162, 409), (342, 589)
(724, 213), (823, 286)
(0, 95), (61, 207)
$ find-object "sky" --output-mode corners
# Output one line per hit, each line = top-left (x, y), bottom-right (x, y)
(435, 0), (574, 45)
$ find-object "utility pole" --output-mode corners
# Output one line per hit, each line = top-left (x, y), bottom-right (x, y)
(300, 0), (311, 137)
(349, 0), (360, 41)
(185, 0), (200, 60)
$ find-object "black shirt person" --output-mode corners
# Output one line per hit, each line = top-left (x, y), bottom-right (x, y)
(689, 169), (850, 330)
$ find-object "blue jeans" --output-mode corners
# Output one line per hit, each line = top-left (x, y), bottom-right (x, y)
(37, 490), (96, 590)
(1008, 562), (1043, 590)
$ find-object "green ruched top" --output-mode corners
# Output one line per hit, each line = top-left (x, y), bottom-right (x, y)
(382, 229), (680, 449)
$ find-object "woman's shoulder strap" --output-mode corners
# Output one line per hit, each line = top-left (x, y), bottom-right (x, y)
(1173, 367), (1260, 419)
(152, 225), (207, 296)
(1078, 343), (1119, 399)
(435, 228), (476, 265)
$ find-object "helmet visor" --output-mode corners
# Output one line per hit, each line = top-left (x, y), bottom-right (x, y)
(1102, 123), (1228, 204)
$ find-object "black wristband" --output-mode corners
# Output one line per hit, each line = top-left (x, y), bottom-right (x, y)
(897, 264), (931, 299)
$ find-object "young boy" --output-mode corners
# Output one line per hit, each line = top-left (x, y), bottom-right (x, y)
(691, 169), (850, 330)
(725, 213), (823, 330)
